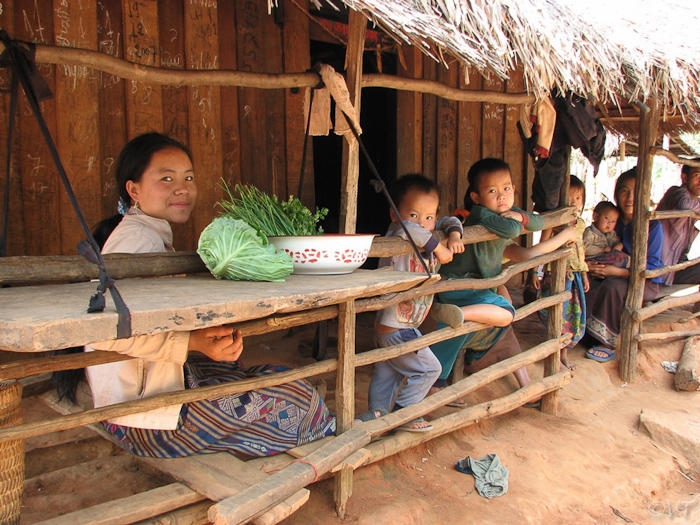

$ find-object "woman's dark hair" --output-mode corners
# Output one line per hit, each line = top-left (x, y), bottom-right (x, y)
(391, 173), (439, 208)
(569, 175), (585, 205)
(463, 158), (511, 210)
(614, 167), (637, 205)
(91, 133), (193, 248)
(56, 133), (193, 403)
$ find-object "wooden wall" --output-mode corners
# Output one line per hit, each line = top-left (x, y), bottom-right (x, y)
(0, 0), (313, 256)
(396, 52), (527, 218)
(0, 1), (529, 258)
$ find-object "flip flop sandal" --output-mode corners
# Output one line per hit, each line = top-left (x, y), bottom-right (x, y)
(398, 417), (433, 433)
(446, 398), (469, 408)
(354, 407), (389, 423)
(523, 400), (542, 408)
(585, 346), (616, 363)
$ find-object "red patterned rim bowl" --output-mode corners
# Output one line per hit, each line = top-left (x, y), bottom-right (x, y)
(268, 234), (377, 275)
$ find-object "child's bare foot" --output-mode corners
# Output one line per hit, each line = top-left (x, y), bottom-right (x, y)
(560, 356), (576, 373)
(428, 386), (468, 408)
(430, 303), (464, 328)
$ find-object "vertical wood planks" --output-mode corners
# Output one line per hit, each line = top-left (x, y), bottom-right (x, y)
(422, 56), (437, 182)
(235, 0), (269, 190)
(122, 0), (163, 136)
(396, 46), (423, 178)
(184, 0), (223, 239)
(53, 0), (100, 254)
(504, 68), (525, 210)
(217, 0), (241, 198)
(481, 74), (504, 159)
(14, 0), (58, 255)
(283, 0), (313, 205)
(259, 7), (286, 198)
(96, 0), (126, 221)
(436, 60), (457, 217)
(457, 65), (482, 209)
(159, 1), (194, 249)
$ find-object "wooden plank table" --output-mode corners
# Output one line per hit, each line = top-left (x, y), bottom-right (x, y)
(0, 269), (433, 522)
(0, 270), (430, 352)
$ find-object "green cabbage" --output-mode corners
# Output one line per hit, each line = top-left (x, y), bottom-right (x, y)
(197, 216), (293, 282)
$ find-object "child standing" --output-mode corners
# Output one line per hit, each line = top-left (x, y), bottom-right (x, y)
(539, 175), (589, 371)
(429, 158), (577, 396)
(371, 174), (464, 432)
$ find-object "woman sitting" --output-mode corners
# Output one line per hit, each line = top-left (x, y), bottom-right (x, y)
(585, 167), (664, 362)
(69, 132), (336, 458)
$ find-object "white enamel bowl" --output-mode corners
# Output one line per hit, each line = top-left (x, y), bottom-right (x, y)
(268, 234), (376, 275)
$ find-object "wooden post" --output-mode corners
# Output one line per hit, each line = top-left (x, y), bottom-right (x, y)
(333, 300), (356, 518)
(338, 11), (366, 234)
(540, 150), (569, 414)
(619, 100), (660, 382)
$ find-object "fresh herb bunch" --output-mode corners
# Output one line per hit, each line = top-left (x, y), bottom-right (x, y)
(218, 181), (328, 236)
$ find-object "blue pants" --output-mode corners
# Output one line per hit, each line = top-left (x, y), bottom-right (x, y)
(369, 328), (441, 412)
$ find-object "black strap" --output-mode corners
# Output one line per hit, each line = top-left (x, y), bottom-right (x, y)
(0, 31), (131, 338)
(337, 106), (432, 277)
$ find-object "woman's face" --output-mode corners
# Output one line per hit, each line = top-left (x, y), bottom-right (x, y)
(126, 147), (198, 224)
(615, 177), (635, 221)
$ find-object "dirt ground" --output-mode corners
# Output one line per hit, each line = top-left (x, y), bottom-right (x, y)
(16, 286), (700, 524)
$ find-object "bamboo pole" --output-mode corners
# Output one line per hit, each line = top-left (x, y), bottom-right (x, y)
(643, 258), (700, 279)
(361, 74), (534, 104)
(541, 157), (569, 414)
(633, 291), (700, 321)
(361, 371), (571, 464)
(650, 147), (700, 168)
(649, 210), (700, 221)
(0, 42), (536, 105)
(636, 329), (700, 342)
(0, 210), (575, 285)
(619, 99), (660, 383)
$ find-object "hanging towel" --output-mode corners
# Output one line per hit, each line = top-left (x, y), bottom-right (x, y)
(455, 454), (509, 498)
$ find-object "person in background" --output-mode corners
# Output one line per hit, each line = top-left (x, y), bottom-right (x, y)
(655, 159), (700, 285)
(585, 167), (664, 362)
(539, 175), (588, 371)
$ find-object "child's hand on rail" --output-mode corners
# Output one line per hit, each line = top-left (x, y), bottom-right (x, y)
(189, 326), (244, 362)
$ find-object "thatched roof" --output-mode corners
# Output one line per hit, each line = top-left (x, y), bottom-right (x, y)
(312, 0), (700, 118)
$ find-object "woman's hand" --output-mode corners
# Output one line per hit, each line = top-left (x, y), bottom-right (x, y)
(582, 272), (590, 292)
(188, 326), (244, 362)
(587, 261), (628, 279)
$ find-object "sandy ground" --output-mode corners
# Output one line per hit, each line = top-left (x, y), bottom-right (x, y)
(15, 287), (700, 524)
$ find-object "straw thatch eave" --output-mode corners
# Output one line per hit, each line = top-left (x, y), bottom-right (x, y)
(302, 0), (700, 117)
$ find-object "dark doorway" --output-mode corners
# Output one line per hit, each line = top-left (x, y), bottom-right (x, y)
(311, 40), (397, 240)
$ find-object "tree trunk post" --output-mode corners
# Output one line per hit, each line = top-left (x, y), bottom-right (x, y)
(619, 100), (660, 382)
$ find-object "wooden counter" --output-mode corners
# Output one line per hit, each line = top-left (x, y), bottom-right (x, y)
(0, 270), (432, 352)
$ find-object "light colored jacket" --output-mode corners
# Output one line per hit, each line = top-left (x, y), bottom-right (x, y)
(85, 209), (190, 430)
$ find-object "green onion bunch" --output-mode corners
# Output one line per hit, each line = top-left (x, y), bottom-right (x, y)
(217, 181), (328, 236)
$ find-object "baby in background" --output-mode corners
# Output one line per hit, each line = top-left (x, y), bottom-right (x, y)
(583, 201), (630, 268)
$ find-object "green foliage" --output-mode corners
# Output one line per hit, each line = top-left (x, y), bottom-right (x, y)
(197, 216), (293, 282)
(217, 182), (328, 236)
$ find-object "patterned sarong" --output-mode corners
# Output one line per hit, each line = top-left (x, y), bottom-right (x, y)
(103, 356), (336, 458)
